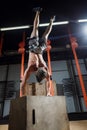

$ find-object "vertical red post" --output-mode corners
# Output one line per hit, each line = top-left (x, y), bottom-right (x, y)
(20, 50), (25, 80)
(46, 40), (54, 96)
(18, 32), (25, 97)
(20, 32), (25, 80)
(70, 36), (87, 108)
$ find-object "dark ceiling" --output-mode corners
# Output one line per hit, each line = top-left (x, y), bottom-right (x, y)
(0, 0), (87, 64)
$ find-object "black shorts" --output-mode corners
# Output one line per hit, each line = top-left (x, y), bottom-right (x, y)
(28, 37), (47, 54)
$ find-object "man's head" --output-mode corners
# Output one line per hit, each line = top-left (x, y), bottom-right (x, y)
(35, 67), (48, 82)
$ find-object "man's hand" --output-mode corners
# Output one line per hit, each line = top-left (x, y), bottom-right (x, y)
(50, 15), (56, 22)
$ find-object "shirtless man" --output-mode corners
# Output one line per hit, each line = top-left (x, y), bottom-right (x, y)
(20, 7), (55, 97)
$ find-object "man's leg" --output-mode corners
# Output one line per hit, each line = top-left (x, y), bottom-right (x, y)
(42, 16), (55, 40)
(30, 9), (40, 38)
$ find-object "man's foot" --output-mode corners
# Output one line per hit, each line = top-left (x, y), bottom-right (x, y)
(33, 7), (42, 12)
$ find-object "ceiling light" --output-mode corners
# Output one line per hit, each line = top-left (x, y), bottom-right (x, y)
(0, 25), (30, 31)
(78, 19), (87, 23)
(0, 21), (69, 31)
(39, 21), (69, 27)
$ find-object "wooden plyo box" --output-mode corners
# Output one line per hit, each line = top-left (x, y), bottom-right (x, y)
(8, 96), (70, 130)
(25, 80), (57, 96)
